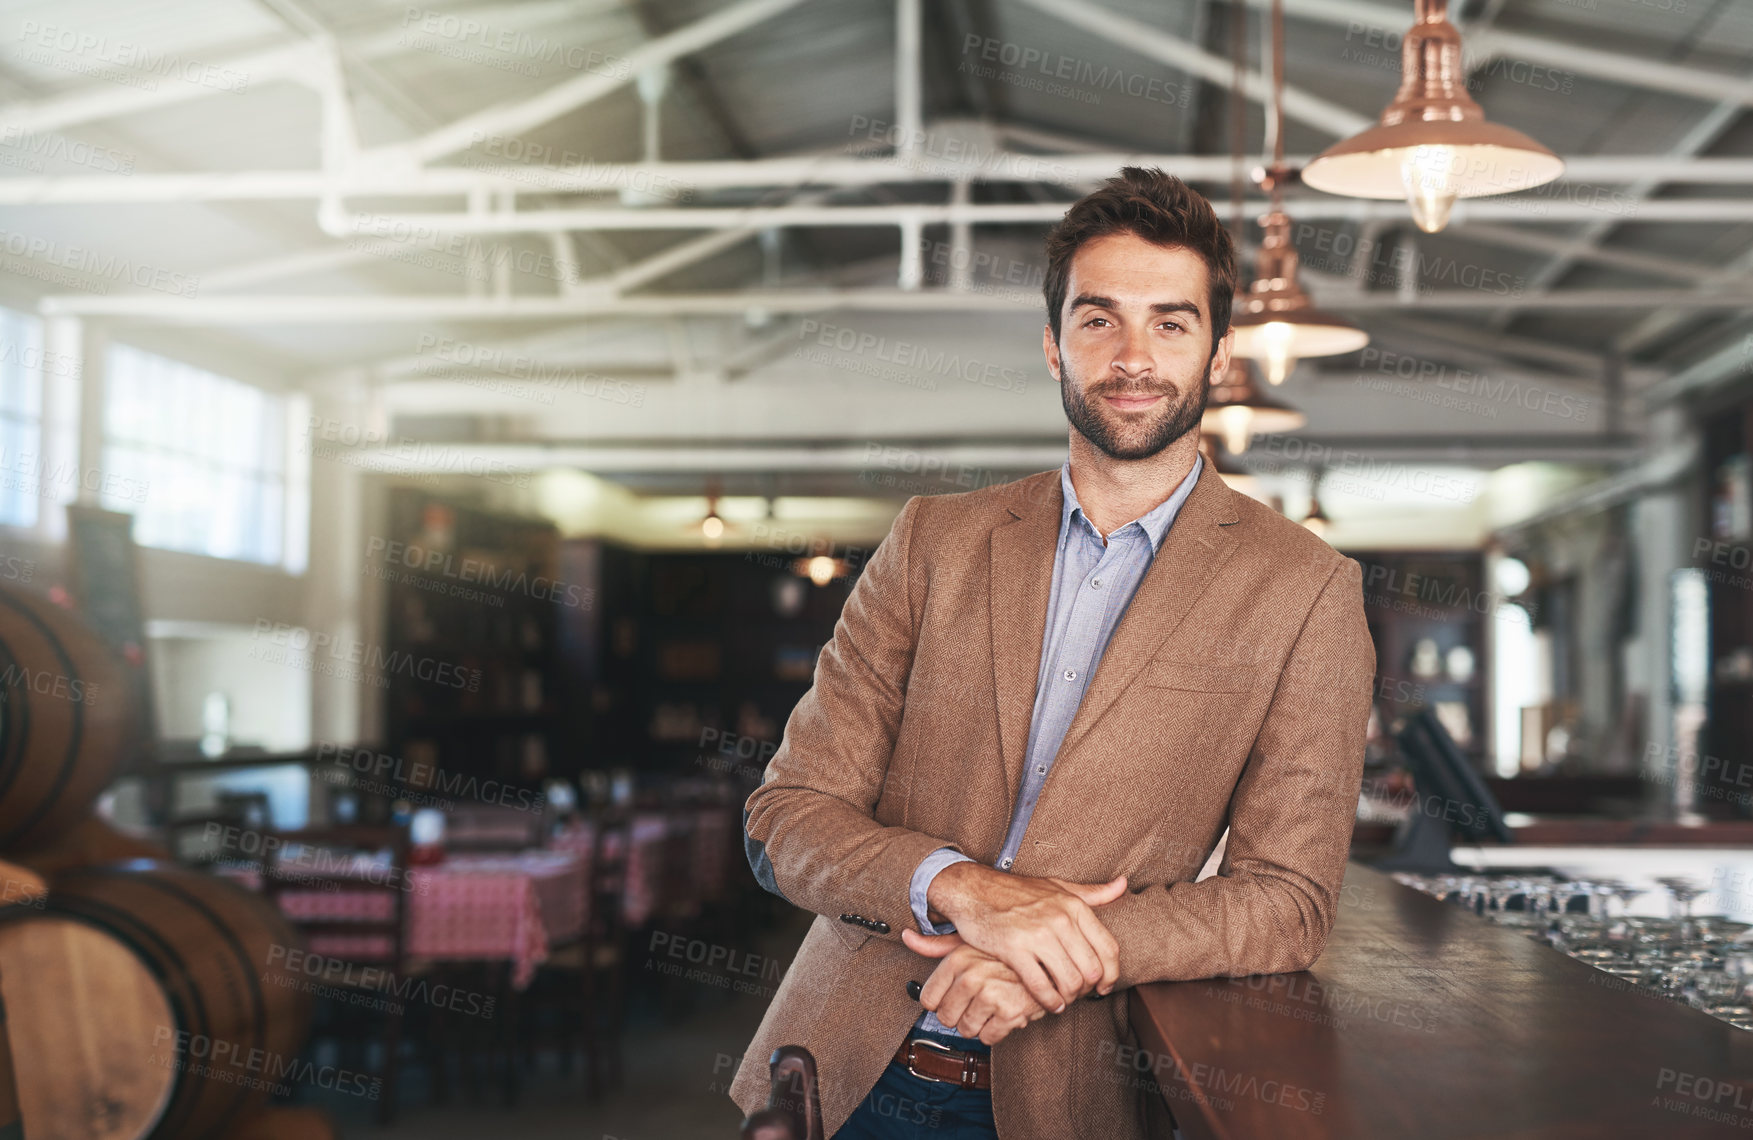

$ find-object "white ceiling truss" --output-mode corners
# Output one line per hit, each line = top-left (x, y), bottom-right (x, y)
(2, 0), (1750, 436)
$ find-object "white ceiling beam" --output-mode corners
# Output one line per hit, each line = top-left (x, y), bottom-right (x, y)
(1487, 99), (1746, 333)
(0, 0), (620, 133)
(329, 196), (1753, 236)
(1643, 335), (1753, 406)
(37, 286), (1753, 323)
(374, 0), (813, 168)
(895, 0), (922, 166)
(199, 239), (411, 290)
(1354, 327), (1612, 401)
(1013, 0), (1373, 138)
(4, 155), (1753, 204)
(1472, 25), (1753, 108)
(1455, 224), (1718, 283)
(0, 41), (320, 133)
(1367, 315), (1663, 384)
(1618, 244), (1753, 356)
(343, 0), (625, 60)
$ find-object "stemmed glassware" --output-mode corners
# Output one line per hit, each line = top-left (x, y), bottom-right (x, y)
(1657, 876), (1709, 940)
(1399, 869), (1753, 1030)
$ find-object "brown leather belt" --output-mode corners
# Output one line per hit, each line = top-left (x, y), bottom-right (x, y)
(891, 1037), (992, 1090)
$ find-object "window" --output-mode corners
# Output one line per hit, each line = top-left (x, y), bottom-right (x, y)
(105, 344), (298, 567)
(0, 305), (45, 528)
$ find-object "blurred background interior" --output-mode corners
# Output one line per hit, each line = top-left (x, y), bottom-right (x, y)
(0, 0), (1752, 1136)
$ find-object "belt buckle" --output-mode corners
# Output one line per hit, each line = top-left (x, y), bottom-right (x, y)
(905, 1038), (977, 1088)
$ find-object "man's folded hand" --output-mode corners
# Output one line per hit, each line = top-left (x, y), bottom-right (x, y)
(902, 936), (1050, 1046)
(923, 863), (1126, 1012)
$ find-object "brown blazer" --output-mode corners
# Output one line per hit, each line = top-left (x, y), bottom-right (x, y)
(731, 463), (1375, 1139)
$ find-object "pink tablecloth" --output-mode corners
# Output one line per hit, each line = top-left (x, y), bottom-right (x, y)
(257, 850), (586, 989)
(405, 852), (585, 987)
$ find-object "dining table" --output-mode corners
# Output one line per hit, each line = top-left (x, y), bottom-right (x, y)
(227, 847), (588, 989)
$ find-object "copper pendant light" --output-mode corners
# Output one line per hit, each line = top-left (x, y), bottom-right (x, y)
(1299, 0), (1564, 233)
(1301, 468), (1331, 538)
(1201, 356), (1305, 455)
(1229, 0), (1368, 385)
(1230, 175), (1371, 385)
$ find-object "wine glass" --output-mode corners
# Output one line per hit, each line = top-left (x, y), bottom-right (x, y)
(1658, 877), (1709, 939)
(1596, 880), (1646, 936)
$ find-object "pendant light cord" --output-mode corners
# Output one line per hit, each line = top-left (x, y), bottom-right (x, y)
(1229, 0), (1245, 237)
(1265, 0), (1286, 211)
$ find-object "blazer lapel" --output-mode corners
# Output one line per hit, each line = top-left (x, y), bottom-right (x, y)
(989, 471), (1063, 807)
(1053, 463), (1244, 760)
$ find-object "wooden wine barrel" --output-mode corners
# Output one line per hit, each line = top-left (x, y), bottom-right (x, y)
(0, 862), (311, 1140)
(0, 585), (138, 851)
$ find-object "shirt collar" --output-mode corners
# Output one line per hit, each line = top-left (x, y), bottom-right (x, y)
(1059, 452), (1203, 553)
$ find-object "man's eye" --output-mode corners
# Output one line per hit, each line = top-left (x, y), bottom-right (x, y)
(1159, 322), (1184, 333)
(1084, 317), (1111, 328)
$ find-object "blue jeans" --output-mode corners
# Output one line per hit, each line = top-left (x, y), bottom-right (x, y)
(834, 1030), (997, 1139)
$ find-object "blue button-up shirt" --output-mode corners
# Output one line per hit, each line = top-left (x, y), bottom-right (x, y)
(908, 453), (1203, 1037)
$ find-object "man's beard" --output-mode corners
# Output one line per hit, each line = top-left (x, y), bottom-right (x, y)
(1059, 350), (1213, 461)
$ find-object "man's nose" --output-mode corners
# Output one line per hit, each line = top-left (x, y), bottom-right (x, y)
(1109, 325), (1154, 376)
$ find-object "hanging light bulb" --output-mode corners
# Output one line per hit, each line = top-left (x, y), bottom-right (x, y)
(1230, 209), (1369, 383)
(1301, 0), (1563, 233)
(1215, 405), (1255, 456)
(1402, 144), (1462, 233)
(700, 487), (725, 543)
(1256, 320), (1298, 386)
(1201, 357), (1305, 454)
(1228, 5), (1366, 381)
(1301, 466), (1331, 538)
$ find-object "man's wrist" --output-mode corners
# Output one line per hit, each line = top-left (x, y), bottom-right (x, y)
(926, 859), (987, 925)
(911, 848), (974, 934)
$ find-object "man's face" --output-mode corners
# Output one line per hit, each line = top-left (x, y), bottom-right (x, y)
(1044, 231), (1231, 461)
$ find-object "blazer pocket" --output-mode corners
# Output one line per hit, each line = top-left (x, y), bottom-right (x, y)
(1143, 659), (1257, 692)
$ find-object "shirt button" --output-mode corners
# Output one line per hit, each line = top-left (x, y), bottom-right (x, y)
(1063, 668), (1076, 681)
(1091, 577), (1102, 588)
(1000, 858), (1013, 869)
(1036, 766), (1046, 774)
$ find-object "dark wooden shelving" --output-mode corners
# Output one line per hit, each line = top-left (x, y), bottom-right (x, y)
(368, 488), (563, 813)
(554, 543), (854, 781)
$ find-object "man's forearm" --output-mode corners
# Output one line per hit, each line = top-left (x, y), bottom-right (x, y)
(1087, 556), (1373, 989)
(913, 847), (974, 931)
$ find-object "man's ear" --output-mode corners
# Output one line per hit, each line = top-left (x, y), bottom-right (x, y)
(1042, 324), (1062, 383)
(1210, 329), (1235, 381)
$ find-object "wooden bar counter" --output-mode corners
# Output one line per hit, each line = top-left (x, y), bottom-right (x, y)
(1128, 863), (1753, 1139)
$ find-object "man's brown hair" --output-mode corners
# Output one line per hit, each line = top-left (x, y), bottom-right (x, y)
(1042, 166), (1238, 354)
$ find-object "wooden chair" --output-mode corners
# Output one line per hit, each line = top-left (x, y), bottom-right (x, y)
(260, 825), (417, 1125)
(533, 811), (631, 1096)
(442, 802), (547, 852)
(739, 1046), (825, 1140)
(163, 790), (274, 867)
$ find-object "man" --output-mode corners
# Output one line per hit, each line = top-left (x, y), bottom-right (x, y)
(732, 167), (1374, 1139)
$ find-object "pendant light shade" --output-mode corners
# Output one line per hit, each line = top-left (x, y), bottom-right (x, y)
(1299, 0), (1563, 233)
(1201, 357), (1306, 454)
(1230, 210), (1370, 385)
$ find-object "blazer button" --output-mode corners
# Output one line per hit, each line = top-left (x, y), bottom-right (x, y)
(840, 914), (859, 924)
(871, 920), (891, 934)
